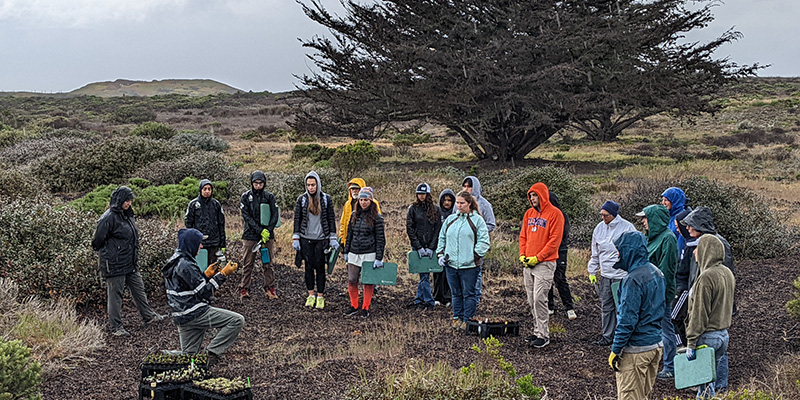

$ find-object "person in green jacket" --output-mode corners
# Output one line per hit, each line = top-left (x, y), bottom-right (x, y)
(636, 204), (678, 379)
(436, 191), (490, 330)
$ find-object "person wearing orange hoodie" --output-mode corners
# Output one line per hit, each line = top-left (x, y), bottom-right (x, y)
(519, 182), (565, 348)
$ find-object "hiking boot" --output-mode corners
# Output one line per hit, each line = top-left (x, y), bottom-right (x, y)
(315, 297), (325, 310)
(524, 335), (538, 343)
(455, 320), (466, 331)
(207, 352), (221, 369)
(360, 309), (370, 318)
(451, 318), (461, 329)
(567, 310), (577, 320)
(344, 306), (359, 316)
(425, 303), (435, 311)
(266, 288), (278, 299)
(595, 337), (613, 346)
(415, 303), (425, 311)
(531, 337), (550, 348)
(656, 369), (674, 380)
(144, 313), (167, 326)
(305, 295), (316, 307)
(111, 328), (131, 337)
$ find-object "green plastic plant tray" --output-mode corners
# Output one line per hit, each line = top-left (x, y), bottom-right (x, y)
(674, 347), (716, 390)
(360, 262), (398, 285)
(196, 249), (208, 269)
(407, 251), (442, 273)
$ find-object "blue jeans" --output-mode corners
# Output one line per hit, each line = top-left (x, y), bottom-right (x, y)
(696, 329), (729, 399)
(446, 266), (479, 322)
(716, 353), (729, 390)
(475, 262), (483, 305)
(415, 273), (434, 306)
(662, 307), (677, 373)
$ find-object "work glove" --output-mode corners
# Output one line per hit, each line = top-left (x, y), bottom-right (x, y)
(687, 344), (707, 361)
(525, 256), (539, 267)
(220, 247), (226, 253)
(373, 260), (384, 269)
(343, 253), (349, 263)
(261, 229), (270, 243)
(329, 239), (339, 250)
(204, 261), (220, 278)
(292, 239), (301, 252)
(589, 274), (597, 284)
(608, 352), (620, 372)
(220, 261), (239, 276)
(519, 255), (527, 264)
(424, 248), (435, 258)
(438, 256), (447, 268)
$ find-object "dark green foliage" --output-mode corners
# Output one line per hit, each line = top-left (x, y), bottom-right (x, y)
(261, 169), (347, 211)
(111, 104), (156, 124)
(619, 177), (798, 259)
(291, 143), (335, 162)
(787, 276), (800, 320)
(34, 136), (187, 192)
(0, 168), (45, 200)
(0, 137), (95, 167)
(392, 132), (432, 145)
(171, 131), (230, 152)
(132, 152), (247, 202)
(131, 121), (177, 140)
(331, 141), (379, 176)
(0, 338), (42, 400)
(485, 167), (594, 243)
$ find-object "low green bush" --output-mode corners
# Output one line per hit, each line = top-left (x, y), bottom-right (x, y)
(331, 141), (380, 176)
(291, 143), (335, 163)
(132, 152), (247, 201)
(0, 137), (95, 167)
(0, 338), (42, 400)
(618, 177), (798, 259)
(0, 168), (45, 200)
(171, 131), (229, 152)
(787, 276), (800, 320)
(110, 104), (156, 124)
(131, 121), (177, 140)
(34, 136), (187, 192)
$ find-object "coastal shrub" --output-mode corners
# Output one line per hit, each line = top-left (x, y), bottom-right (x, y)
(291, 143), (335, 163)
(261, 169), (347, 211)
(132, 152), (247, 201)
(131, 121), (177, 140)
(0, 338), (42, 400)
(110, 105), (156, 124)
(331, 141), (379, 176)
(171, 131), (229, 152)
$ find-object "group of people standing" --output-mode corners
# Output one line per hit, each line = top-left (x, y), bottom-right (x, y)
(589, 188), (736, 400)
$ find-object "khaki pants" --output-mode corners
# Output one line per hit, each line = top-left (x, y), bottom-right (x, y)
(615, 347), (662, 400)
(239, 239), (275, 291)
(523, 261), (555, 339)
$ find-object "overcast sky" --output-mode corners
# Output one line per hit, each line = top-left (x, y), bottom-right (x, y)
(0, 0), (796, 93)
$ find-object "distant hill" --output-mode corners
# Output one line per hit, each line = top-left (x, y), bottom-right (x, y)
(0, 79), (244, 98)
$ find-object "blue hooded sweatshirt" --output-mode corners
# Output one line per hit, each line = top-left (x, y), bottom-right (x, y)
(611, 231), (666, 355)
(661, 187), (687, 255)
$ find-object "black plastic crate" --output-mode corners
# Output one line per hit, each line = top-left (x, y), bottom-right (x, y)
(138, 382), (185, 400)
(182, 386), (253, 400)
(466, 319), (520, 338)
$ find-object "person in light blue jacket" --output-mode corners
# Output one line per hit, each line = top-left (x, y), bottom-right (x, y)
(436, 191), (490, 330)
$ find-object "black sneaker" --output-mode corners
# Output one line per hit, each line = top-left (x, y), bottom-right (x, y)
(415, 303), (426, 311)
(531, 338), (550, 348)
(425, 304), (435, 311)
(595, 337), (613, 346)
(360, 309), (370, 318)
(111, 328), (131, 337)
(207, 352), (220, 369)
(344, 306), (359, 316)
(523, 335), (538, 343)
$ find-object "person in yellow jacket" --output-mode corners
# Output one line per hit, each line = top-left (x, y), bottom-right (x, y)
(339, 178), (382, 245)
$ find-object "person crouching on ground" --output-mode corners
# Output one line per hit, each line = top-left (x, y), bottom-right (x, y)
(436, 191), (490, 330)
(608, 231), (665, 400)
(162, 228), (244, 368)
(518, 182), (564, 349)
(292, 171), (338, 310)
(343, 187), (385, 318)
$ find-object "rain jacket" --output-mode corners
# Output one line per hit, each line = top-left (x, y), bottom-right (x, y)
(661, 187), (688, 255)
(293, 171), (337, 242)
(644, 204), (678, 302)
(685, 234), (735, 348)
(162, 228), (228, 325)
(438, 189), (456, 222)
(437, 210), (490, 270)
(240, 171), (278, 241)
(343, 207), (386, 260)
(406, 200), (442, 251)
(463, 176), (496, 233)
(339, 178), (382, 245)
(518, 183), (564, 262)
(588, 214), (637, 280)
(91, 186), (139, 278)
(185, 179), (227, 248)
(611, 231), (666, 355)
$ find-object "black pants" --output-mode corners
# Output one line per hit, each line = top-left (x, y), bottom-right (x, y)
(432, 271), (451, 303)
(301, 238), (326, 293)
(548, 252), (574, 310)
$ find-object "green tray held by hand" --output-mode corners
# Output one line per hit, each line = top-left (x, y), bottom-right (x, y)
(327, 239), (342, 274)
(260, 204), (281, 227)
(407, 251), (442, 273)
(361, 262), (398, 285)
(197, 249), (208, 269)
(674, 346), (716, 390)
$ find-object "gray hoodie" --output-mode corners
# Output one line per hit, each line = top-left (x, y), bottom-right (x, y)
(463, 175), (496, 232)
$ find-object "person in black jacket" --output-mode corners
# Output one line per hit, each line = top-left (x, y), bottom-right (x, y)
(547, 192), (576, 320)
(91, 186), (164, 337)
(162, 228), (243, 368)
(433, 189), (455, 306)
(406, 183), (441, 311)
(343, 187), (385, 318)
(292, 171), (339, 310)
(239, 171), (279, 300)
(185, 179), (226, 265)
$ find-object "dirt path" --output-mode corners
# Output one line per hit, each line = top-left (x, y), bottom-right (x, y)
(42, 255), (800, 399)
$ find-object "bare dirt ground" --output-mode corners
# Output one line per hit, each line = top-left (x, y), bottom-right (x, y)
(42, 252), (799, 400)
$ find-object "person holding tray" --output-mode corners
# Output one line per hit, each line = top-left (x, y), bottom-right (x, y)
(406, 183), (442, 311)
(239, 171), (279, 301)
(343, 187), (385, 318)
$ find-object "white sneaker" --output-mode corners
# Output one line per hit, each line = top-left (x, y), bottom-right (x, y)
(548, 309), (555, 315)
(434, 301), (442, 306)
(567, 310), (577, 320)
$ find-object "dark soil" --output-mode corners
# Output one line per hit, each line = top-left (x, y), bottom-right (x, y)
(42, 255), (800, 400)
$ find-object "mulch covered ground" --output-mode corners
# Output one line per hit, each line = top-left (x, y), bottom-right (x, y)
(42, 255), (800, 400)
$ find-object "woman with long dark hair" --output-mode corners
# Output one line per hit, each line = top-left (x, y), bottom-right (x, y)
(406, 183), (441, 310)
(343, 187), (385, 318)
